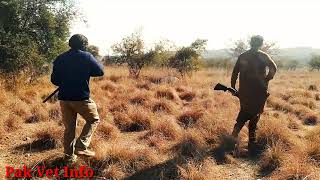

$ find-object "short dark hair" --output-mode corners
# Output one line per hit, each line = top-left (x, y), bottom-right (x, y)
(69, 34), (88, 50)
(250, 35), (264, 48)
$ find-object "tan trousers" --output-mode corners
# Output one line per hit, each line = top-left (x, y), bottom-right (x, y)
(60, 99), (100, 157)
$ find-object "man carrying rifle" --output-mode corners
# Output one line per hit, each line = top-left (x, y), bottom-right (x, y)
(51, 34), (104, 163)
(230, 35), (277, 155)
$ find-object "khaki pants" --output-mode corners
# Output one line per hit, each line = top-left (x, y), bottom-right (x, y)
(60, 99), (100, 157)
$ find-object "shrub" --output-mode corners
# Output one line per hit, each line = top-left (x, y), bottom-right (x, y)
(169, 39), (207, 76)
(111, 31), (156, 78)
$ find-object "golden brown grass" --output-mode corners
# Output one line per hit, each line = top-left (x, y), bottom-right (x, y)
(1, 67), (320, 179)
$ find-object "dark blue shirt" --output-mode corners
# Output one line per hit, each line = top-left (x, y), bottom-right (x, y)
(51, 49), (104, 101)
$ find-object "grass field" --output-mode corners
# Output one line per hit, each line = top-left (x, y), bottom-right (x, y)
(0, 67), (320, 179)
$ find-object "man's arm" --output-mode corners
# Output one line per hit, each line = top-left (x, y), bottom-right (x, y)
(231, 57), (240, 89)
(88, 54), (104, 77)
(51, 59), (61, 86)
(265, 54), (277, 81)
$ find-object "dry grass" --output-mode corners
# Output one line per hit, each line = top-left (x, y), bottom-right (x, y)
(1, 67), (320, 179)
(258, 142), (286, 175)
(178, 159), (221, 179)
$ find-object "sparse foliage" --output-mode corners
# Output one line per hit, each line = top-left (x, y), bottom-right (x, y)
(111, 32), (166, 78)
(228, 39), (248, 59)
(228, 37), (279, 59)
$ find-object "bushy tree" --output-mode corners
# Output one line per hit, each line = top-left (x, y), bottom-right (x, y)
(169, 39), (207, 76)
(309, 55), (320, 71)
(228, 39), (248, 59)
(228, 37), (279, 59)
(111, 31), (156, 78)
(0, 0), (76, 80)
(150, 40), (175, 67)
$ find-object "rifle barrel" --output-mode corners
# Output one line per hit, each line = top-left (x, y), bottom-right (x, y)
(43, 88), (59, 103)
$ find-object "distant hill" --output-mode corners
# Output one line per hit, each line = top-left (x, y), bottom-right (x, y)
(275, 47), (320, 63)
(203, 47), (320, 64)
(202, 49), (231, 59)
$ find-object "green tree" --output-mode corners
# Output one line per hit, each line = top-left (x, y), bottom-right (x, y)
(169, 39), (207, 76)
(150, 39), (175, 67)
(0, 0), (76, 80)
(309, 55), (320, 71)
(111, 31), (156, 78)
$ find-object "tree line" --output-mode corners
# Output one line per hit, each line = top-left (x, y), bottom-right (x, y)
(103, 31), (207, 78)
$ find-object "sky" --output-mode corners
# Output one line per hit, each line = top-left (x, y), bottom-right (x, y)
(71, 0), (320, 55)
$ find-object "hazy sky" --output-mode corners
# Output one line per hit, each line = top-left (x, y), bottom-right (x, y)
(71, 0), (320, 55)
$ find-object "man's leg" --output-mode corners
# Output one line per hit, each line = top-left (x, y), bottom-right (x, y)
(232, 111), (249, 139)
(73, 99), (100, 156)
(60, 101), (78, 160)
(248, 114), (260, 146)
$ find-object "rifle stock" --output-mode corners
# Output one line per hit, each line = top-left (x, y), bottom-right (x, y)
(213, 83), (239, 97)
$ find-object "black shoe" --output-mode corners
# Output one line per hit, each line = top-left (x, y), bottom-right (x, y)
(248, 142), (258, 157)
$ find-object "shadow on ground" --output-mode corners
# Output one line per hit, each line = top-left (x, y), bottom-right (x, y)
(14, 134), (61, 153)
(126, 158), (180, 180)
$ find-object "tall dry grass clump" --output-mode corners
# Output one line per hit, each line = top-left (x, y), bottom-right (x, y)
(258, 142), (286, 175)
(257, 116), (296, 150)
(94, 141), (160, 179)
(178, 159), (221, 179)
(173, 129), (207, 160)
(272, 157), (317, 180)
(143, 117), (183, 150)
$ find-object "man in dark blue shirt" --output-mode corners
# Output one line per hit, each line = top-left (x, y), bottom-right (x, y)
(51, 34), (104, 163)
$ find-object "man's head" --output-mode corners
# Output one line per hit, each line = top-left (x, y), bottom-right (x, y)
(69, 34), (88, 50)
(250, 35), (264, 49)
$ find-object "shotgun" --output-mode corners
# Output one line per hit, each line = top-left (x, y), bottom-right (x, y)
(43, 88), (59, 103)
(213, 83), (239, 98)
